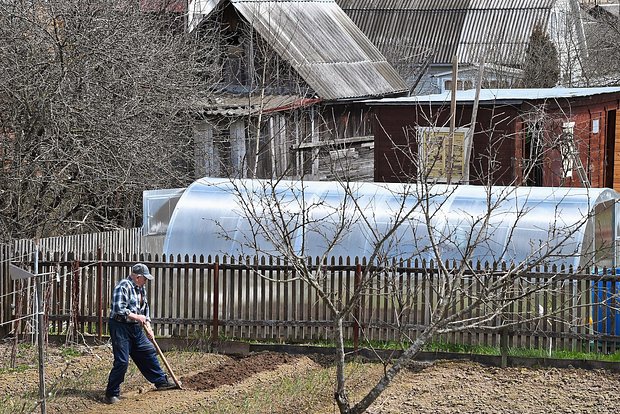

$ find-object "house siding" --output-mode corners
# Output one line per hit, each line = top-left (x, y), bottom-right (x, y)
(373, 104), (519, 185)
(371, 90), (620, 190)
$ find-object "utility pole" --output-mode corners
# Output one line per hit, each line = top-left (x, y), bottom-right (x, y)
(447, 55), (458, 184)
(463, 59), (485, 184)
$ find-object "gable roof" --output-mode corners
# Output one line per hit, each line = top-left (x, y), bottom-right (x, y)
(336, 0), (558, 66)
(189, 0), (408, 100)
(194, 94), (321, 116)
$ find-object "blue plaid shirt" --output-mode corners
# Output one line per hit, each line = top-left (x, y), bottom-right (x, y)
(109, 277), (150, 323)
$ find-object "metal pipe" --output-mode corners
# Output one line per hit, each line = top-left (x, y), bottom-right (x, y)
(35, 241), (46, 414)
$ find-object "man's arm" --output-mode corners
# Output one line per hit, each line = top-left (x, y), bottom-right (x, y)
(143, 320), (155, 340)
(127, 312), (147, 324)
(142, 294), (154, 339)
(111, 283), (131, 321)
(112, 282), (147, 324)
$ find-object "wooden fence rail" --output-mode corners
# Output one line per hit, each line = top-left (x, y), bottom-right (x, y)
(1, 252), (620, 353)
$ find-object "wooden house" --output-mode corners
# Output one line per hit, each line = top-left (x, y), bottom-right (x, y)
(369, 87), (620, 190)
(337, 0), (587, 94)
(186, 0), (407, 181)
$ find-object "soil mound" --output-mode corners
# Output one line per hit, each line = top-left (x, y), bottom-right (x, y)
(182, 351), (302, 390)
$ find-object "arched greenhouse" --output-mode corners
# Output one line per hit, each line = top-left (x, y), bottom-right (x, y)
(143, 178), (620, 269)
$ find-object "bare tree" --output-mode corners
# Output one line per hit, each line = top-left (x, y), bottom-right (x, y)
(581, 4), (620, 86)
(208, 99), (610, 413)
(0, 0), (219, 241)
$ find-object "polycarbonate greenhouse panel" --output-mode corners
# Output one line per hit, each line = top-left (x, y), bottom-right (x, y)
(161, 178), (619, 268)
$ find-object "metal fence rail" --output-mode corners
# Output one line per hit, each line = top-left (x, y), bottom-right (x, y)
(0, 243), (10, 336)
(1, 252), (619, 353)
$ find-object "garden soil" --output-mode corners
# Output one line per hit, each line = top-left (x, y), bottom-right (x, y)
(1, 340), (620, 413)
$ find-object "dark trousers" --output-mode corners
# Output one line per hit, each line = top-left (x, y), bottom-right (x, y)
(105, 318), (167, 397)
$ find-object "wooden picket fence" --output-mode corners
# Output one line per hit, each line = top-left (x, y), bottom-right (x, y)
(2, 251), (619, 353)
(11, 228), (147, 259)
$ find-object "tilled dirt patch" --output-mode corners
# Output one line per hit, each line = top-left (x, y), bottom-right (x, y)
(182, 352), (304, 391)
(2, 340), (620, 413)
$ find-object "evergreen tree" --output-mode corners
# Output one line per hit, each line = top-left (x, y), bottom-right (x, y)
(523, 25), (560, 88)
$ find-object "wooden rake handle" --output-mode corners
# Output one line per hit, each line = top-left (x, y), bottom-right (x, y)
(145, 326), (183, 390)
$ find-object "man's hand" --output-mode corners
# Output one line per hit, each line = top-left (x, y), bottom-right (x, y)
(129, 313), (147, 325)
(143, 322), (155, 341)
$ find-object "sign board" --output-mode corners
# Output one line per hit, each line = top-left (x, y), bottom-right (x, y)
(418, 127), (468, 182)
(9, 264), (35, 280)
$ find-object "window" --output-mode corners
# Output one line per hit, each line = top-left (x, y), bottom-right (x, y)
(417, 127), (468, 182)
(443, 79), (473, 92)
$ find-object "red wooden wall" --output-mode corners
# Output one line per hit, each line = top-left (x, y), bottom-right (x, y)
(372, 93), (620, 190)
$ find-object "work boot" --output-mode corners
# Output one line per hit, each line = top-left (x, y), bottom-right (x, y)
(104, 395), (120, 404)
(155, 379), (178, 390)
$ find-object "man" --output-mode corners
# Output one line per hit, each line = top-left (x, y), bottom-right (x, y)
(104, 263), (177, 404)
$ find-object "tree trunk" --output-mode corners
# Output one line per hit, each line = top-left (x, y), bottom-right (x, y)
(334, 316), (351, 413)
(347, 329), (433, 414)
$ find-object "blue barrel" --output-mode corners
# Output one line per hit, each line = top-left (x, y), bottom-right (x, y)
(592, 269), (620, 336)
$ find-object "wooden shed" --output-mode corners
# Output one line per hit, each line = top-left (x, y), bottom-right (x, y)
(370, 87), (620, 190)
(186, 0), (407, 182)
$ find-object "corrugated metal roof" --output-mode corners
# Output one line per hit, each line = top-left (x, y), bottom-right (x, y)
(194, 94), (320, 116)
(230, 0), (408, 100)
(337, 0), (555, 65)
(366, 87), (620, 105)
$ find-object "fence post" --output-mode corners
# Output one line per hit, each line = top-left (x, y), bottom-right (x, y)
(72, 260), (81, 339)
(354, 263), (362, 353)
(97, 247), (103, 341)
(353, 262), (362, 353)
(212, 260), (219, 342)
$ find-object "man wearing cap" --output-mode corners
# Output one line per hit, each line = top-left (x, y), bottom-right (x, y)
(104, 263), (176, 404)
